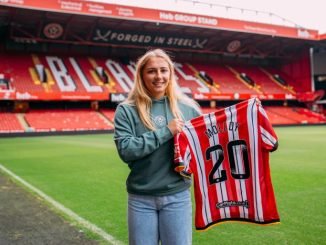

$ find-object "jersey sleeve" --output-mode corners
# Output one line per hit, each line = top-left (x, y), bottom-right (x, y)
(174, 132), (192, 178)
(258, 102), (278, 152)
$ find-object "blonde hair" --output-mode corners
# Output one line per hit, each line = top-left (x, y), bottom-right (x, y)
(124, 49), (200, 130)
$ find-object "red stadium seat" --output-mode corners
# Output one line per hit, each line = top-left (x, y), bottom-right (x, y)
(24, 109), (113, 132)
(0, 113), (25, 133)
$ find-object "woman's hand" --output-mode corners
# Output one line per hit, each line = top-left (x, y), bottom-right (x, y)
(168, 119), (185, 135)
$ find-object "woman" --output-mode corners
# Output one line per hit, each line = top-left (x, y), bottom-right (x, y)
(114, 49), (201, 245)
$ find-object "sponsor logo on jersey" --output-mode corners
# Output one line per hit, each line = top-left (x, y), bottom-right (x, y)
(216, 200), (249, 209)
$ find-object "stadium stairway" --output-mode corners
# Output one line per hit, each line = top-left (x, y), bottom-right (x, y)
(16, 113), (29, 131)
(97, 111), (114, 128)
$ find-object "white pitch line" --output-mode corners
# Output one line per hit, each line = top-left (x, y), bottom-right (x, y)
(0, 163), (124, 245)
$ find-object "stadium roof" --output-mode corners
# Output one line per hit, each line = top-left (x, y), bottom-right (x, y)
(0, 0), (325, 60)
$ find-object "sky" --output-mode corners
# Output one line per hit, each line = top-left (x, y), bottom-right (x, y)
(89, 0), (326, 34)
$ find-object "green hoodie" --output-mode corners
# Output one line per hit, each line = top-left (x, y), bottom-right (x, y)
(114, 96), (200, 196)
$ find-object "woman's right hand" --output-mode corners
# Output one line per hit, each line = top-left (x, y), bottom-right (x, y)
(168, 118), (185, 135)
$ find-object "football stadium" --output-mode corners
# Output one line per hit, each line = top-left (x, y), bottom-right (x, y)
(0, 0), (325, 244)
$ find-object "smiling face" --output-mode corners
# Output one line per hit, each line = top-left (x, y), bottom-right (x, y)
(141, 56), (171, 99)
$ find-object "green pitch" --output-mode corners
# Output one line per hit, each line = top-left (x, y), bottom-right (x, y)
(0, 125), (325, 244)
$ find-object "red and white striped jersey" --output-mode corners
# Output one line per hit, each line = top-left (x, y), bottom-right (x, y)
(174, 98), (280, 230)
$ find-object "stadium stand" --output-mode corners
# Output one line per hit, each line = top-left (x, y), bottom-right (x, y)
(0, 1), (325, 135)
(264, 109), (298, 125)
(24, 109), (113, 132)
(230, 65), (293, 94)
(0, 51), (325, 134)
(192, 63), (259, 95)
(0, 112), (24, 133)
(265, 106), (326, 125)
(2, 53), (305, 97)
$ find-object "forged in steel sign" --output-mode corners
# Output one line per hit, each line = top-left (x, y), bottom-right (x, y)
(92, 28), (208, 50)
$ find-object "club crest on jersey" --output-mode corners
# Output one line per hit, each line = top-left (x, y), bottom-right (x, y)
(153, 115), (167, 128)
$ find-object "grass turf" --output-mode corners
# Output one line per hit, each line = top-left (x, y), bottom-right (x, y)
(0, 125), (325, 244)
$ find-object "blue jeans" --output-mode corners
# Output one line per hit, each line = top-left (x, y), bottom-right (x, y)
(128, 189), (192, 245)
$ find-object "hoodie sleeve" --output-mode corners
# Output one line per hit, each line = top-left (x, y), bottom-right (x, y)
(114, 104), (173, 163)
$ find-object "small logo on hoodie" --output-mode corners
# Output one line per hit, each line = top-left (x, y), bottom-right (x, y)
(153, 115), (166, 128)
